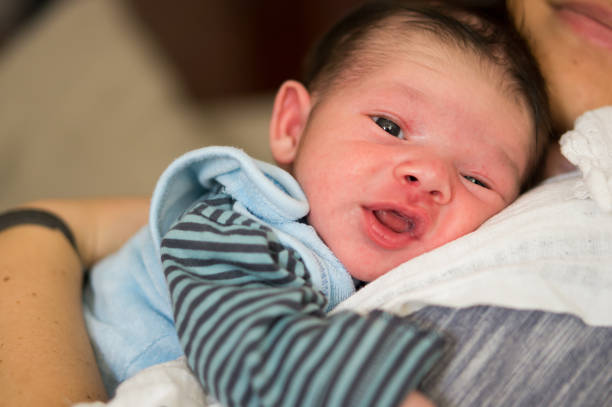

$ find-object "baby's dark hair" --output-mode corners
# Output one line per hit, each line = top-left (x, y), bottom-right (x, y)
(302, 0), (551, 190)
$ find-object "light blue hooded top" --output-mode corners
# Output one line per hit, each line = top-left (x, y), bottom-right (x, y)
(83, 146), (355, 393)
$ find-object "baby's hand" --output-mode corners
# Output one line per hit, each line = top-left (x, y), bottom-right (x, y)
(399, 392), (436, 407)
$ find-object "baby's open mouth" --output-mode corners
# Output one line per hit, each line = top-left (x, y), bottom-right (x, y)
(364, 206), (428, 248)
(373, 209), (415, 233)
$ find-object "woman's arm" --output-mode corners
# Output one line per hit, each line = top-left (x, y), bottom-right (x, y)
(21, 198), (151, 267)
(0, 198), (149, 406)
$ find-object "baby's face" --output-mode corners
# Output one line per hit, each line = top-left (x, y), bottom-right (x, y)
(290, 36), (533, 282)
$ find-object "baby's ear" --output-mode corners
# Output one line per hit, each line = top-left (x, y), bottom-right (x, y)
(269, 80), (312, 169)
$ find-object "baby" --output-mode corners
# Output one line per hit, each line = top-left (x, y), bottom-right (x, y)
(84, 1), (551, 406)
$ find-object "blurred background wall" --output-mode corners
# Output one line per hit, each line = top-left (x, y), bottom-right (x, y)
(1, 0), (502, 100)
(0, 0), (502, 210)
(125, 0), (364, 100)
(0, 0), (365, 100)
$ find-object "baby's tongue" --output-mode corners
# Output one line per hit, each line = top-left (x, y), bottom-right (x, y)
(373, 210), (413, 233)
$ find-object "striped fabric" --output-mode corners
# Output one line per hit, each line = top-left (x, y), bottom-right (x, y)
(413, 305), (612, 407)
(161, 191), (444, 407)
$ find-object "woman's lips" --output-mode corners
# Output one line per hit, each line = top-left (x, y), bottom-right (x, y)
(554, 1), (612, 49)
(363, 206), (428, 249)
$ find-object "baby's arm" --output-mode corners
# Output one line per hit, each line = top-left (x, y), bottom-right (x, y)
(161, 193), (444, 407)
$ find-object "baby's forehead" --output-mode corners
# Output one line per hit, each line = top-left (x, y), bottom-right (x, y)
(340, 28), (523, 104)
(354, 28), (533, 120)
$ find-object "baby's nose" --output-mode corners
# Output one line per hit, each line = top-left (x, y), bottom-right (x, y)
(394, 161), (452, 204)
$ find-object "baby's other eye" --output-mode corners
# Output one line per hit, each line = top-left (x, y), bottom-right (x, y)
(372, 116), (404, 139)
(463, 175), (490, 189)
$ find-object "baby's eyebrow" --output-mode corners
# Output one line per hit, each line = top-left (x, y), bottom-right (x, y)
(392, 82), (427, 103)
(487, 149), (522, 201)
(500, 148), (521, 179)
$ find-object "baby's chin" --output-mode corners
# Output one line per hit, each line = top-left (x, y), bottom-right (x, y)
(344, 257), (410, 283)
(341, 240), (444, 283)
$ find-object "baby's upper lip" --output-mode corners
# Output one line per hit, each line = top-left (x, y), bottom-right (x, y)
(554, 1), (612, 29)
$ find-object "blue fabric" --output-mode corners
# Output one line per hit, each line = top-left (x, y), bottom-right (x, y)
(84, 146), (355, 393)
(83, 227), (181, 392)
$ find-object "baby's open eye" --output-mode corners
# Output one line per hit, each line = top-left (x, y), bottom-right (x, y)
(372, 116), (404, 139)
(463, 175), (490, 189)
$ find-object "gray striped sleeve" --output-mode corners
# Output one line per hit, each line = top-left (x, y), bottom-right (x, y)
(408, 305), (612, 407)
(161, 193), (445, 407)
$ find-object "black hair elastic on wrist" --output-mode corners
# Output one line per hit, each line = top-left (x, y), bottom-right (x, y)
(0, 208), (78, 251)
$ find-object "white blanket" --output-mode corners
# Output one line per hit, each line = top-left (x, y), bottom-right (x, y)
(560, 106), (612, 212)
(73, 357), (215, 407)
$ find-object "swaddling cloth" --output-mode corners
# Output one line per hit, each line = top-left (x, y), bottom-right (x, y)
(560, 106), (612, 212)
